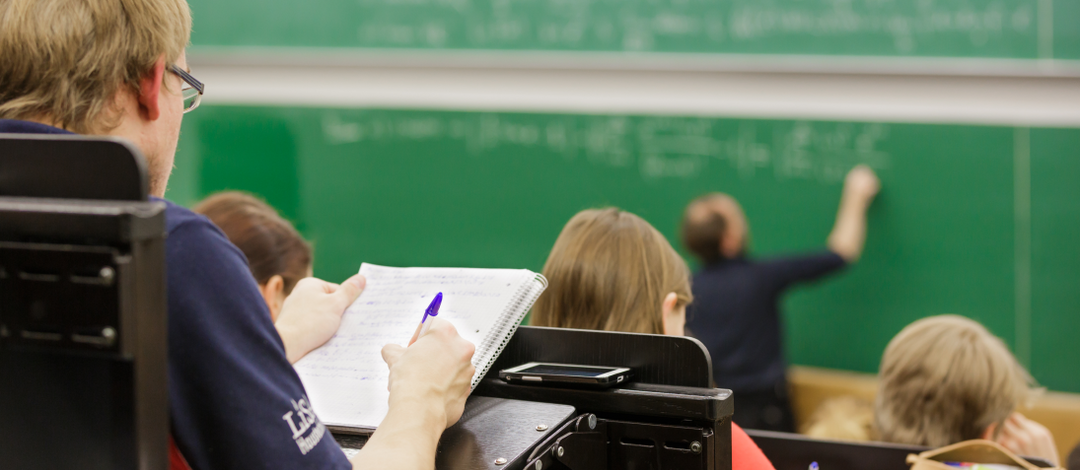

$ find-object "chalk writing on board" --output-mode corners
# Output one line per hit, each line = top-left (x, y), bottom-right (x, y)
(728, 1), (1033, 54)
(347, 0), (1035, 55)
(322, 112), (890, 183)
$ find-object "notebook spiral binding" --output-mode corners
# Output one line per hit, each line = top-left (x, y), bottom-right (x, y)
(470, 272), (549, 389)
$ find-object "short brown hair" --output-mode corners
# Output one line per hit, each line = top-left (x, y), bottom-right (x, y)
(531, 208), (692, 335)
(681, 194), (727, 265)
(0, 0), (192, 133)
(874, 315), (1039, 447)
(194, 192), (313, 295)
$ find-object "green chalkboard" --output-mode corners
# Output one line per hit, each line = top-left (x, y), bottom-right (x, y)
(1029, 128), (1080, 395)
(169, 106), (1080, 393)
(1055, 0), (1080, 60)
(188, 0), (1076, 59)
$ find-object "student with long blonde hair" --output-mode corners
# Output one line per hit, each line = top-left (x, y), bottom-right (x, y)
(532, 208), (691, 336)
(532, 207), (775, 470)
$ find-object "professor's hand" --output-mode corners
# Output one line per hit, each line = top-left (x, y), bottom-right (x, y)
(382, 318), (476, 429)
(275, 274), (366, 363)
(843, 165), (881, 204)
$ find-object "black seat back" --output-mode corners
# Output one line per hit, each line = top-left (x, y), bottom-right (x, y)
(0, 135), (167, 470)
(0, 134), (147, 201)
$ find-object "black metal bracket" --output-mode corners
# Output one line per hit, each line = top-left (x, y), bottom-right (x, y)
(523, 413), (607, 470)
(521, 412), (712, 470)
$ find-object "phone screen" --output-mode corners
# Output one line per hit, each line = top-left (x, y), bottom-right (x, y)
(516, 364), (616, 377)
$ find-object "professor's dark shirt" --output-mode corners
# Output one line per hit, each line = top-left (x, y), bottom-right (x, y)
(687, 252), (846, 392)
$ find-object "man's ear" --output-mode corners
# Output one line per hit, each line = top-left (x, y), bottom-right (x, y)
(720, 229), (741, 258)
(137, 56), (168, 121)
(981, 421), (999, 441)
(260, 275), (286, 322)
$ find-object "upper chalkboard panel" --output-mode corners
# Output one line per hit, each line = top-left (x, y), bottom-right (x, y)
(188, 0), (1078, 60)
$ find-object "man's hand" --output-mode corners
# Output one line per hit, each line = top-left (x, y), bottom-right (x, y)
(842, 165), (881, 206)
(382, 318), (476, 429)
(827, 165), (881, 262)
(349, 318), (475, 470)
(989, 413), (1060, 466)
(275, 274), (366, 364)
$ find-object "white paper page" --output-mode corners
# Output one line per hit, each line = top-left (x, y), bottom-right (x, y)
(294, 263), (534, 429)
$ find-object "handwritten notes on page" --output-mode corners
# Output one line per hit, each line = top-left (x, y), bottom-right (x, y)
(294, 263), (545, 429)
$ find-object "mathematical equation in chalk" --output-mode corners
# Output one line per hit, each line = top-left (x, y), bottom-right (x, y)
(322, 112), (891, 184)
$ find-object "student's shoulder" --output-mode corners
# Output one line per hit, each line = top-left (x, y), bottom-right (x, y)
(155, 197), (215, 234)
(156, 198), (236, 245)
(155, 197), (248, 264)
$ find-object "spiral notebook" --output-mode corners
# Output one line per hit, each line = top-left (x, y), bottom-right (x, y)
(294, 263), (548, 431)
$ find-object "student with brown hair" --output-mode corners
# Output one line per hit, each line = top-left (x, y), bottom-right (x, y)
(532, 207), (776, 470)
(194, 191), (312, 322)
(875, 315), (1059, 466)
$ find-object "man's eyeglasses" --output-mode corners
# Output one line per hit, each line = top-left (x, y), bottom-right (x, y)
(170, 65), (204, 113)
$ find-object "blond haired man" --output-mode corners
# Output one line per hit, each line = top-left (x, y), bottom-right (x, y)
(0, 1), (475, 469)
(876, 315), (1059, 466)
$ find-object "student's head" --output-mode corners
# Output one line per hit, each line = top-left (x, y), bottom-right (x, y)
(874, 315), (1038, 448)
(194, 192), (313, 321)
(0, 0), (193, 197)
(531, 208), (692, 336)
(681, 193), (749, 265)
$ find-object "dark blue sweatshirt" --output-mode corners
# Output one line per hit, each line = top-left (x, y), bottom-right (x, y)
(0, 119), (351, 470)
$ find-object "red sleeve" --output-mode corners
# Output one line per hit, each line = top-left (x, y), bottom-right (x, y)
(169, 436), (192, 470)
(733, 422), (776, 470)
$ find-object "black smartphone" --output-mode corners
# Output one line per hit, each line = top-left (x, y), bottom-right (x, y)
(499, 362), (633, 388)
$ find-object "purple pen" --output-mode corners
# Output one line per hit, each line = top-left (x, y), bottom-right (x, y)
(418, 292), (443, 337)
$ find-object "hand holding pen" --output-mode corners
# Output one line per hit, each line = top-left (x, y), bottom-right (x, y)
(408, 292), (442, 346)
(381, 289), (475, 429)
